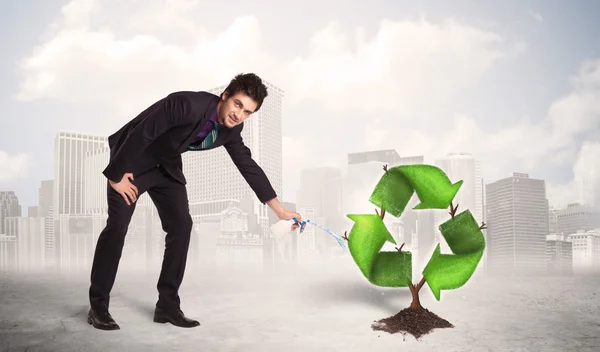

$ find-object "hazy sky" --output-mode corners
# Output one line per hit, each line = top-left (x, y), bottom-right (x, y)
(1, 0), (599, 211)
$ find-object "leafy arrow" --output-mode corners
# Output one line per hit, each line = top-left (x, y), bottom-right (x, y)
(346, 214), (412, 287)
(346, 164), (465, 290)
(369, 164), (463, 216)
(343, 163), (486, 338)
(422, 209), (486, 301)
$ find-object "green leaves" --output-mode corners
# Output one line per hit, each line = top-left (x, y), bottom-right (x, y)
(422, 210), (486, 301)
(346, 164), (485, 301)
(369, 165), (463, 217)
(346, 214), (412, 287)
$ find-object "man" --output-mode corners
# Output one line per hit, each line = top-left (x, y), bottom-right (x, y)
(87, 73), (302, 331)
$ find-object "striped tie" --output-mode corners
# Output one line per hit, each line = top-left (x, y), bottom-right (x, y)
(188, 122), (222, 150)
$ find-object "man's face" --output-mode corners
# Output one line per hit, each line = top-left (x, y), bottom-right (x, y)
(218, 91), (258, 128)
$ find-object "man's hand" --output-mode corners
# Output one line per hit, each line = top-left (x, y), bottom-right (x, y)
(109, 173), (138, 206)
(266, 197), (303, 232)
(277, 208), (303, 232)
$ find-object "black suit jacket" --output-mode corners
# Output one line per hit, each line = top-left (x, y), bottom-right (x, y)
(103, 91), (277, 204)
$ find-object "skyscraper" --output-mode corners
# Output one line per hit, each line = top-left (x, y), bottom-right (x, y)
(0, 192), (21, 272)
(0, 192), (21, 234)
(53, 131), (108, 218)
(38, 180), (54, 268)
(52, 131), (107, 270)
(485, 173), (549, 274)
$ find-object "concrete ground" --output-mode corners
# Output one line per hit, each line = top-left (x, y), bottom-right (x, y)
(1, 260), (599, 352)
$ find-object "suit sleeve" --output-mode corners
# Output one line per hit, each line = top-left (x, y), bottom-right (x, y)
(103, 92), (193, 182)
(224, 133), (277, 204)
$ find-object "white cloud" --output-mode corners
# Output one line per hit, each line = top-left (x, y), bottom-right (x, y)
(282, 18), (504, 115)
(14, 0), (513, 199)
(358, 55), (600, 208)
(16, 0), (505, 120)
(371, 54), (600, 176)
(61, 0), (96, 27)
(16, 1), (273, 119)
(0, 152), (33, 183)
(530, 11), (544, 23)
(14, 0), (598, 207)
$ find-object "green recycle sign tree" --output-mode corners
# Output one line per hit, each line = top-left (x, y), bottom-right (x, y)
(343, 164), (486, 339)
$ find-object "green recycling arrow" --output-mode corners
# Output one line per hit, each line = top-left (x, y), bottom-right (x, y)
(422, 209), (486, 301)
(346, 163), (485, 299)
(368, 164), (463, 217)
(346, 214), (412, 287)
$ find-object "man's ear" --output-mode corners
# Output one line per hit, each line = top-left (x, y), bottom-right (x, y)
(221, 91), (229, 101)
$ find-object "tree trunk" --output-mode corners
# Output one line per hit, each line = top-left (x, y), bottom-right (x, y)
(408, 285), (422, 310)
(408, 278), (426, 310)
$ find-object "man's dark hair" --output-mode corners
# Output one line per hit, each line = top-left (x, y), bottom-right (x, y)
(222, 73), (269, 112)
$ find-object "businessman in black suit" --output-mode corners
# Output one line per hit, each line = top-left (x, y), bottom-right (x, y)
(87, 73), (302, 330)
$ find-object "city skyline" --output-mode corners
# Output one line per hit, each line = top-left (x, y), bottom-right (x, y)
(2, 2), (600, 350)
(0, 0), (598, 294)
(2, 131), (597, 215)
(0, 75), (597, 276)
(2, 132), (600, 274)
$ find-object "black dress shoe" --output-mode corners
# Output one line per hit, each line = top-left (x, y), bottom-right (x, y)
(153, 307), (200, 328)
(87, 308), (120, 330)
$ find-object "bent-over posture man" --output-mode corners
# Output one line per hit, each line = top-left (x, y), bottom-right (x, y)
(87, 73), (301, 330)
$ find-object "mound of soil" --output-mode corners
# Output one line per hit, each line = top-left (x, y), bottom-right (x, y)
(371, 307), (453, 340)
